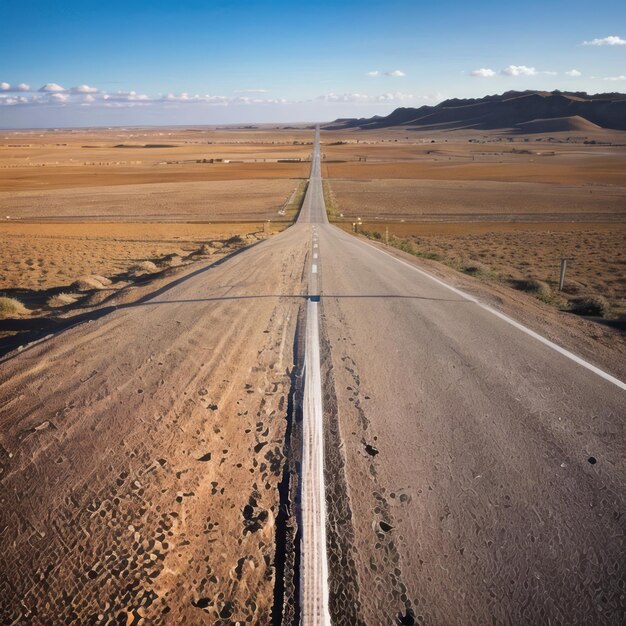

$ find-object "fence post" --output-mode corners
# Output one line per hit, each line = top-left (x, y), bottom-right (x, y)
(559, 257), (573, 291)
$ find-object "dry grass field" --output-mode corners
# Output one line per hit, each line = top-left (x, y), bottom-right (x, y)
(0, 222), (283, 293)
(328, 178), (624, 221)
(0, 127), (311, 191)
(323, 129), (626, 320)
(348, 221), (626, 316)
(0, 179), (301, 221)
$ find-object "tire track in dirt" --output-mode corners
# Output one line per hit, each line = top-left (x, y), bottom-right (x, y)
(321, 301), (418, 625)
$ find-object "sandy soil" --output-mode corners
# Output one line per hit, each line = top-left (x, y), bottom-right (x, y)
(0, 127), (312, 191)
(328, 178), (625, 221)
(0, 222), (283, 293)
(0, 179), (301, 221)
(0, 230), (308, 623)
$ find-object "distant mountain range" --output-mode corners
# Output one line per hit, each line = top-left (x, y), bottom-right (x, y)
(325, 91), (626, 132)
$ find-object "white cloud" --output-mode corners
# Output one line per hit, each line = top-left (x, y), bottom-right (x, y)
(566, 69), (582, 77)
(0, 82), (31, 92)
(70, 84), (99, 93)
(501, 65), (537, 76)
(316, 92), (417, 104)
(583, 35), (626, 46)
(39, 83), (65, 92)
(385, 70), (405, 77)
(0, 94), (29, 106)
(470, 68), (496, 77)
(102, 91), (150, 105)
(603, 75), (626, 81)
(49, 93), (70, 103)
(367, 70), (380, 77)
(0, 85), (443, 111)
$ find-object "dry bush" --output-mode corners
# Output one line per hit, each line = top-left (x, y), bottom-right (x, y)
(47, 293), (80, 308)
(71, 276), (107, 291)
(224, 235), (243, 246)
(461, 260), (498, 279)
(159, 254), (183, 268)
(0, 296), (27, 319)
(130, 261), (158, 276)
(90, 274), (112, 286)
(516, 278), (552, 301)
(569, 295), (611, 317)
(198, 244), (215, 256)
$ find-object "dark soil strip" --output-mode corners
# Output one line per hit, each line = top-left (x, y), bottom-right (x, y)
(319, 301), (365, 626)
(271, 303), (306, 626)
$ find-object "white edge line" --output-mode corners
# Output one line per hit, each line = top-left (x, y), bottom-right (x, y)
(361, 239), (626, 391)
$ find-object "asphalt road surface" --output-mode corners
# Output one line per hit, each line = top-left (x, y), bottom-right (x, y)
(0, 128), (624, 625)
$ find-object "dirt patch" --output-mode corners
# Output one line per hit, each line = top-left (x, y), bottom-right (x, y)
(0, 178), (302, 221)
(327, 178), (626, 221)
(0, 222), (284, 294)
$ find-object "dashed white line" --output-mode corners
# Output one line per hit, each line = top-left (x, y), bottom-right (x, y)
(312, 264), (318, 274)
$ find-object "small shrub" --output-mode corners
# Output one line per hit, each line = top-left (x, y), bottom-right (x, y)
(516, 278), (552, 302)
(395, 239), (415, 254)
(419, 251), (443, 261)
(0, 296), (27, 319)
(462, 261), (489, 275)
(569, 295), (610, 317)
(71, 276), (106, 291)
(159, 254), (183, 268)
(224, 235), (243, 245)
(129, 261), (158, 276)
(461, 261), (498, 280)
(90, 274), (112, 286)
(47, 293), (79, 308)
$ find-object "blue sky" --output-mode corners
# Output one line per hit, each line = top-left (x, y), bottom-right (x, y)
(1, 0), (625, 127)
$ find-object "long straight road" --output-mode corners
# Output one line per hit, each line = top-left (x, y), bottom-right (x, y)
(0, 128), (624, 625)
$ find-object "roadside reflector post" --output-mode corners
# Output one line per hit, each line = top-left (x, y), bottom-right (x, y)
(559, 257), (573, 291)
(264, 220), (270, 236)
(385, 226), (389, 246)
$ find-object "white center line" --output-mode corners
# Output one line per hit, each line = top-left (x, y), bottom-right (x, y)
(313, 253), (318, 259)
(312, 264), (318, 274)
(301, 299), (331, 625)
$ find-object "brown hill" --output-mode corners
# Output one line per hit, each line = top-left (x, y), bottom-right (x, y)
(515, 115), (603, 133)
(325, 90), (626, 132)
